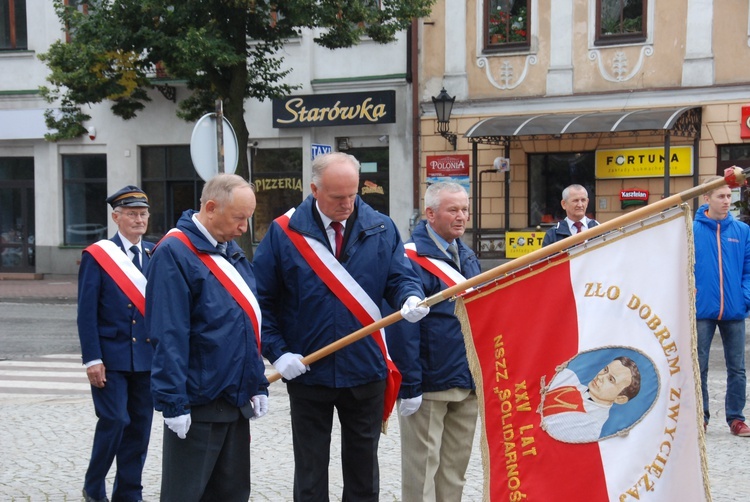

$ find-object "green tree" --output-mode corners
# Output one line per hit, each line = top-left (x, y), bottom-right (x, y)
(39, 0), (435, 181)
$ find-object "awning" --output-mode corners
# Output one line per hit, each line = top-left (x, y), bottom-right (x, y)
(464, 106), (699, 139)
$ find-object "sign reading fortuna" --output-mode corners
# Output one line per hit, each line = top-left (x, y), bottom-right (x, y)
(272, 90), (396, 128)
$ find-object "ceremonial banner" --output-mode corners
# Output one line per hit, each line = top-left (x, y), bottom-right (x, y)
(457, 205), (709, 501)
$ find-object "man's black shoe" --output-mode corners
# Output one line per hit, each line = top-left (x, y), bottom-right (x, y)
(82, 489), (109, 502)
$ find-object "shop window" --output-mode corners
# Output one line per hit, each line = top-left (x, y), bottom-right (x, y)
(141, 146), (204, 242)
(63, 154), (108, 246)
(718, 145), (750, 225)
(485, 0), (529, 51)
(595, 0), (646, 46)
(528, 152), (596, 227)
(0, 157), (34, 271)
(0, 0), (27, 50)
(251, 148), (303, 243)
(345, 147), (389, 216)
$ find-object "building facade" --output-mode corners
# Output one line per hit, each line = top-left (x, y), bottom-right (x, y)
(419, 0), (750, 258)
(0, 1), (418, 275)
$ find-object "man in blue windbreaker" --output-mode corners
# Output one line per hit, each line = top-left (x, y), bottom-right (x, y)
(386, 181), (481, 501)
(254, 152), (428, 501)
(147, 173), (269, 501)
(694, 175), (750, 437)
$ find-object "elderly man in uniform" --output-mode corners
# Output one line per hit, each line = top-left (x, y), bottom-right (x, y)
(77, 185), (154, 502)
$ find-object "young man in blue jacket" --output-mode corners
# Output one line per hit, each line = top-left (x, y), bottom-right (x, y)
(386, 181), (481, 501)
(254, 152), (428, 501)
(147, 174), (269, 500)
(694, 176), (750, 436)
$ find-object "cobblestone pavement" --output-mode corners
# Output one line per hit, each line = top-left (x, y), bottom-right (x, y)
(0, 276), (748, 500)
(1, 351), (749, 501)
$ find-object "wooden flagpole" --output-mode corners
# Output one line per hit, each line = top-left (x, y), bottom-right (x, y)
(266, 167), (748, 383)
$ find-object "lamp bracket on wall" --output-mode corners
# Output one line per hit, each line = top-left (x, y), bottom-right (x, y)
(155, 84), (176, 102)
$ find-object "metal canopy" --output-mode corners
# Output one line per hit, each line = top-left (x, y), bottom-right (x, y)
(464, 106), (700, 139)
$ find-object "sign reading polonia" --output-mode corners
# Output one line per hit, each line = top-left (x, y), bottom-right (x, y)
(595, 146), (693, 179)
(426, 154), (470, 177)
(272, 90), (396, 128)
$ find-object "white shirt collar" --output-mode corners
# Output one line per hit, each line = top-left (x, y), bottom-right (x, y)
(117, 231), (141, 250)
(191, 214), (219, 247)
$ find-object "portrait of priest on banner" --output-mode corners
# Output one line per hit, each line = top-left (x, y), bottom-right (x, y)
(539, 347), (659, 443)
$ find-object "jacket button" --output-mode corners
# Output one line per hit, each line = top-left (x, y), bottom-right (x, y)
(132, 337), (137, 343)
(132, 319), (136, 324)
(146, 338), (151, 343)
(128, 303), (133, 308)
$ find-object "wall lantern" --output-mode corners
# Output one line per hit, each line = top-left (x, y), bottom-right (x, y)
(432, 87), (457, 150)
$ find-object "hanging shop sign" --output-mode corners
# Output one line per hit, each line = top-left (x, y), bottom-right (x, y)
(741, 106), (750, 139)
(620, 188), (650, 209)
(426, 154), (470, 177)
(595, 146), (693, 179)
(505, 231), (545, 258)
(426, 154), (470, 193)
(272, 90), (396, 128)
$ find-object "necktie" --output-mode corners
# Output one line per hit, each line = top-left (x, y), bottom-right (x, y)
(573, 221), (584, 234)
(447, 242), (460, 270)
(330, 222), (344, 259)
(130, 245), (141, 271)
(216, 242), (227, 256)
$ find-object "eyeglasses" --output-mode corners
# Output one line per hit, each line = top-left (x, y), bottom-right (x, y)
(115, 210), (150, 219)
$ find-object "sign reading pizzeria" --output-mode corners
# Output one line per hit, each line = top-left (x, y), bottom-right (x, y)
(272, 90), (396, 128)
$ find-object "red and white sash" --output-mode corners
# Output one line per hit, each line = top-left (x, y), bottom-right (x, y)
(403, 242), (470, 291)
(164, 229), (262, 352)
(85, 240), (146, 316)
(275, 209), (401, 425)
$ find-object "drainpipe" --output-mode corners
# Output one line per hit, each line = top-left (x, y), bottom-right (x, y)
(409, 19), (421, 225)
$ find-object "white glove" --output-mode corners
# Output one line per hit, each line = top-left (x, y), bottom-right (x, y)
(401, 296), (430, 323)
(164, 413), (191, 439)
(273, 352), (309, 380)
(399, 395), (423, 416)
(251, 394), (268, 420)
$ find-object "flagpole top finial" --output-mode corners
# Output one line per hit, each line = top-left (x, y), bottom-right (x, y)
(724, 166), (748, 188)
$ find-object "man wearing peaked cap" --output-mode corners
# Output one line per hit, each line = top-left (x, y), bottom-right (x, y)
(105, 185), (150, 208)
(77, 184), (155, 502)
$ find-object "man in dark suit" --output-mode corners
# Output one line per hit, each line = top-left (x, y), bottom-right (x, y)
(77, 185), (155, 502)
(542, 184), (599, 246)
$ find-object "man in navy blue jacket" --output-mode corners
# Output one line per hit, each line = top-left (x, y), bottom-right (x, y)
(254, 152), (428, 501)
(694, 176), (750, 437)
(386, 181), (481, 501)
(77, 185), (154, 502)
(542, 184), (599, 246)
(147, 174), (269, 501)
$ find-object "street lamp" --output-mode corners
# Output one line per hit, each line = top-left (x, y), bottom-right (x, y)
(432, 87), (457, 150)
